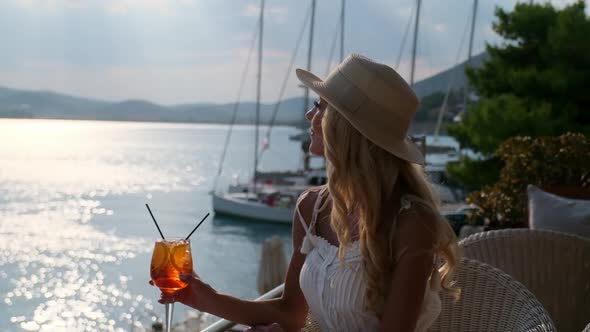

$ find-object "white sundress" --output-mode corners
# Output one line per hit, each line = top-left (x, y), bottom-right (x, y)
(296, 187), (442, 332)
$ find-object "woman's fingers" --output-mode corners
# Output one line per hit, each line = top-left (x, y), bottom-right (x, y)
(179, 273), (192, 283)
(178, 270), (201, 282)
(179, 272), (200, 282)
(159, 293), (176, 304)
(158, 298), (174, 304)
(243, 323), (284, 332)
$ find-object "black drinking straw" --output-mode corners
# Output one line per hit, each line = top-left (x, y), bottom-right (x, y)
(185, 213), (210, 241)
(145, 203), (165, 240)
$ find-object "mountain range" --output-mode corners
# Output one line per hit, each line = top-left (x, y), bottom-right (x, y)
(0, 86), (308, 126)
(0, 52), (486, 126)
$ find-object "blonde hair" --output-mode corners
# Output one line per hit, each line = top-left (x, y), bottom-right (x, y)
(321, 106), (460, 315)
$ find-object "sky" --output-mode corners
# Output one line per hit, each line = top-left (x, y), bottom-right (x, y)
(0, 0), (583, 105)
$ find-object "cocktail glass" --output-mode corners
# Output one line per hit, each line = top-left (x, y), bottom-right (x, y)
(150, 239), (193, 332)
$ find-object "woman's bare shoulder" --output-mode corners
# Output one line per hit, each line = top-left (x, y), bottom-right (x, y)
(294, 185), (326, 227)
(399, 195), (438, 221)
(291, 186), (324, 251)
(396, 200), (438, 251)
(300, 185), (326, 196)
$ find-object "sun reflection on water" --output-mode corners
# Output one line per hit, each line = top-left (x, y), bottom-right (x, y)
(0, 120), (213, 331)
(0, 208), (154, 331)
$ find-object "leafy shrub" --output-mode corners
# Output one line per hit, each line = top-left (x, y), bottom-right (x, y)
(467, 132), (590, 228)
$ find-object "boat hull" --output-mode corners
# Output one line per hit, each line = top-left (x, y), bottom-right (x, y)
(212, 193), (294, 224)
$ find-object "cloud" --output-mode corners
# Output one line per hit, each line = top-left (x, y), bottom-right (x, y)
(9, 0), (198, 16)
(0, 48), (305, 105)
(2, 0), (531, 105)
(232, 31), (257, 43)
(242, 3), (289, 24)
(370, 0), (414, 18)
(103, 0), (180, 16)
(230, 48), (290, 61)
(9, 0), (66, 11)
(395, 5), (413, 18)
(242, 3), (261, 17)
(0, 50), (448, 106)
(159, 47), (291, 67)
(433, 23), (447, 33)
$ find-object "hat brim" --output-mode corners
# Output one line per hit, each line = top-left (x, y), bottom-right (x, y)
(295, 68), (425, 165)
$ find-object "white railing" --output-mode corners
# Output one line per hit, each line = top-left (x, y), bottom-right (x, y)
(201, 284), (285, 332)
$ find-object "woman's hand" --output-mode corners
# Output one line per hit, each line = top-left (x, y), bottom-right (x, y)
(150, 268), (303, 330)
(151, 271), (217, 312)
(243, 323), (285, 332)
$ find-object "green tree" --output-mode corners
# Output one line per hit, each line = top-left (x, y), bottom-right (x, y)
(447, 1), (590, 190)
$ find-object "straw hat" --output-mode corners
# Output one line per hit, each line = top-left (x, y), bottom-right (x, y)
(296, 54), (424, 165)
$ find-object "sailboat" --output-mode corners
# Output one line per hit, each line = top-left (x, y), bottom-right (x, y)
(213, 0), (476, 222)
(212, 0), (331, 223)
(380, 0), (478, 204)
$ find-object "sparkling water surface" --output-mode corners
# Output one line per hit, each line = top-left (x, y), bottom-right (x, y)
(0, 119), (299, 331)
(0, 119), (458, 331)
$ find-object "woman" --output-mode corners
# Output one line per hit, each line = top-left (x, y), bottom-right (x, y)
(156, 54), (460, 332)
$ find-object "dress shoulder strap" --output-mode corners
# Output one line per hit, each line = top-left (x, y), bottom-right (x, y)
(295, 191), (311, 233)
(295, 186), (328, 235)
(308, 186), (329, 233)
(297, 186), (329, 255)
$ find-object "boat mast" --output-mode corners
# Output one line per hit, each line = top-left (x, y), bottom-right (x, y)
(409, 0), (422, 87)
(340, 0), (345, 62)
(302, 0), (316, 172)
(253, 0), (264, 194)
(462, 0), (478, 114)
(467, 0), (478, 68)
(303, 0), (317, 118)
(434, 0), (478, 141)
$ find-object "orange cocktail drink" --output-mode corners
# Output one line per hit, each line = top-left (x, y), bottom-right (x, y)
(150, 239), (193, 294)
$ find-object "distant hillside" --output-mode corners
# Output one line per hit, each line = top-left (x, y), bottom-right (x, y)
(0, 87), (109, 119)
(407, 51), (489, 135)
(0, 86), (307, 126)
(413, 52), (489, 98)
(0, 52), (487, 125)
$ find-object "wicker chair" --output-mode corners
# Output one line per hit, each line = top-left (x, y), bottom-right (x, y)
(430, 257), (555, 332)
(460, 229), (590, 332)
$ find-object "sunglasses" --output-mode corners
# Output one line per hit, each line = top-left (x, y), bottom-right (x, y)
(313, 100), (327, 112)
